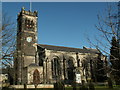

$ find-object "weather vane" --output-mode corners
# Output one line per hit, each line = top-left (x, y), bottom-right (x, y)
(30, 0), (32, 11)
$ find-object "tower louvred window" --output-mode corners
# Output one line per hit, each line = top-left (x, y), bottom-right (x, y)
(28, 20), (30, 25)
(25, 19), (34, 30)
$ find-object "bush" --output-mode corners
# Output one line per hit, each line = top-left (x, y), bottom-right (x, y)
(54, 81), (65, 90)
(79, 80), (88, 90)
(88, 80), (95, 90)
(107, 78), (113, 88)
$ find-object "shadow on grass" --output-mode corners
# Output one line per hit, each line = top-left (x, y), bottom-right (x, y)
(2, 87), (120, 90)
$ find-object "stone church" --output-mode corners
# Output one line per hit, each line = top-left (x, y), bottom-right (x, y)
(14, 7), (107, 85)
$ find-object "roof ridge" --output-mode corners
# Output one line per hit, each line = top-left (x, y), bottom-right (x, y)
(38, 44), (99, 54)
(39, 44), (83, 50)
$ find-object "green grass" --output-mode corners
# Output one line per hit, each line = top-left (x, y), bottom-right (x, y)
(34, 87), (120, 90)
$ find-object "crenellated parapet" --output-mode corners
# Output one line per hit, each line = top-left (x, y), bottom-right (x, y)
(18, 7), (38, 17)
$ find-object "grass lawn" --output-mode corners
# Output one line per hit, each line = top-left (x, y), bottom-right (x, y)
(2, 87), (120, 90)
(2, 85), (120, 90)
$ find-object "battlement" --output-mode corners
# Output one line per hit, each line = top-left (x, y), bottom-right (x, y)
(18, 7), (38, 17)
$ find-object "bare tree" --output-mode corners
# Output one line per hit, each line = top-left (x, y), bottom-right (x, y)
(0, 13), (16, 68)
(87, 2), (120, 85)
(82, 53), (107, 83)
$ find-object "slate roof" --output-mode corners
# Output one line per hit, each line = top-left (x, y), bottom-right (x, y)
(38, 44), (100, 54)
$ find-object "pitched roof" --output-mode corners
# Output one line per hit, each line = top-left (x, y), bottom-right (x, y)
(38, 44), (100, 54)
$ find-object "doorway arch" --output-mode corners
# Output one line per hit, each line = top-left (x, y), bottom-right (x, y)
(33, 69), (40, 84)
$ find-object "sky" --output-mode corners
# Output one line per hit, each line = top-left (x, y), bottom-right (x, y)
(2, 2), (116, 50)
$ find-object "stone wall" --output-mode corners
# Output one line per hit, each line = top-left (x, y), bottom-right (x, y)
(43, 49), (99, 83)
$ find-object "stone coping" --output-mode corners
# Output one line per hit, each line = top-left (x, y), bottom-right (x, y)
(9, 84), (72, 89)
(10, 84), (54, 89)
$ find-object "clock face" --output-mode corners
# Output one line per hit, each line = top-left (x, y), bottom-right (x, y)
(26, 37), (32, 42)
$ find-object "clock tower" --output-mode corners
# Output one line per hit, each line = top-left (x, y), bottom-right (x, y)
(14, 7), (38, 84)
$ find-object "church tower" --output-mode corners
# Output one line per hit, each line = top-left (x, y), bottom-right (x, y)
(14, 7), (38, 84)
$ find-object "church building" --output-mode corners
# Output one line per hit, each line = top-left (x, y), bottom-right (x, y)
(14, 7), (107, 85)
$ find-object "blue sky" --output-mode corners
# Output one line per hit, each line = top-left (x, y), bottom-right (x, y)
(2, 2), (114, 49)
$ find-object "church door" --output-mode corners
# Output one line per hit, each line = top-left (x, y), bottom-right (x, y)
(33, 69), (40, 84)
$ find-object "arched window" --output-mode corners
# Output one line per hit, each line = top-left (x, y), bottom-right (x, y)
(67, 58), (74, 82)
(67, 59), (74, 68)
(77, 59), (80, 67)
(51, 57), (61, 79)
